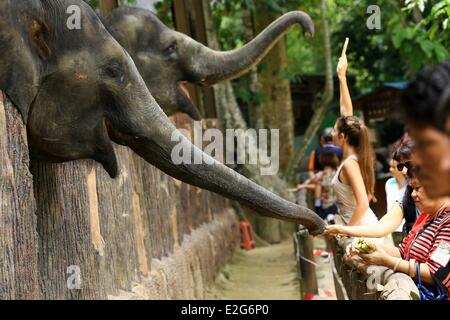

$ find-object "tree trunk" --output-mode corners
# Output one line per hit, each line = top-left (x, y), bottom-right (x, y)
(201, 1), (301, 243)
(0, 93), (40, 299)
(285, 0), (334, 183)
(253, 2), (295, 175)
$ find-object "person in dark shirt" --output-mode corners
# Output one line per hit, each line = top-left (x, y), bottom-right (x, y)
(308, 128), (343, 178)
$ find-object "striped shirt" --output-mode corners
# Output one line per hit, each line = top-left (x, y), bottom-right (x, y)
(399, 207), (450, 296)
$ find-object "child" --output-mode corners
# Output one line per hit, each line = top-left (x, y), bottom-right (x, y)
(297, 148), (339, 222)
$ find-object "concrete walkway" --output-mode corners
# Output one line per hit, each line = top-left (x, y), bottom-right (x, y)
(206, 241), (301, 300)
(311, 236), (337, 300)
(206, 237), (338, 300)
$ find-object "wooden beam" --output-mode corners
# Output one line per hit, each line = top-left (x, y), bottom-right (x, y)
(172, 0), (202, 116)
(172, 0), (218, 118)
(99, 0), (118, 16)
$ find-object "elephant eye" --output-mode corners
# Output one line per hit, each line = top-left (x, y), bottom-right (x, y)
(104, 61), (124, 80)
(165, 41), (178, 56)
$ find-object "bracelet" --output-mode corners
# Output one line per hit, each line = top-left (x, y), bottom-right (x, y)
(393, 258), (402, 273)
(409, 259), (416, 278)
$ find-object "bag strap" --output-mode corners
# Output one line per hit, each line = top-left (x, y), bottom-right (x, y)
(415, 263), (446, 300)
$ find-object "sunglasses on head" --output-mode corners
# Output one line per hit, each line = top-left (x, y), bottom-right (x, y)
(397, 161), (412, 171)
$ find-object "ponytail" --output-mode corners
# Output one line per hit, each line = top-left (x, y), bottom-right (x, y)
(336, 116), (375, 197)
(356, 124), (375, 197)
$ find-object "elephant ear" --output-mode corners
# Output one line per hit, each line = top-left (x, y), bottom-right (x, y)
(2, 17), (50, 123)
(29, 18), (52, 60)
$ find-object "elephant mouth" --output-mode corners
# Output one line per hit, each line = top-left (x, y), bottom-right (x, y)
(176, 81), (201, 120)
(179, 81), (190, 98)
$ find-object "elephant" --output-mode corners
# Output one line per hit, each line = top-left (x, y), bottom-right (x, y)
(0, 0), (325, 235)
(104, 6), (314, 120)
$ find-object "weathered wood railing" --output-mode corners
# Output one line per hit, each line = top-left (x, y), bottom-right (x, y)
(293, 179), (318, 299)
(327, 236), (420, 300)
(0, 92), (240, 299)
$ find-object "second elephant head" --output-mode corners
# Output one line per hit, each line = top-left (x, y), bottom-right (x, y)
(104, 6), (314, 119)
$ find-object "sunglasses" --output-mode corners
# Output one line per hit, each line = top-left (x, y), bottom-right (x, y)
(396, 161), (412, 171)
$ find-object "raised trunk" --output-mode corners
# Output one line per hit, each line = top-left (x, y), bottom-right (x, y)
(187, 11), (314, 85)
(201, 1), (297, 242)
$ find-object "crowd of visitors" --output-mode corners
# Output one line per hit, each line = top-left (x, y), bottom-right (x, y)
(299, 46), (450, 299)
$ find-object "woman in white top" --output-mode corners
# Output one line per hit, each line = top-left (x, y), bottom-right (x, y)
(330, 42), (378, 227)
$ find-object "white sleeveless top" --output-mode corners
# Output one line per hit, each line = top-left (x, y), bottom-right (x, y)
(331, 154), (379, 226)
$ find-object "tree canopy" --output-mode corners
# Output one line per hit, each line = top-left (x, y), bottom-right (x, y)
(210, 0), (449, 95)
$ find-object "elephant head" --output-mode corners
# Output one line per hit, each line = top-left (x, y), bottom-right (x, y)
(0, 0), (325, 234)
(104, 6), (314, 120)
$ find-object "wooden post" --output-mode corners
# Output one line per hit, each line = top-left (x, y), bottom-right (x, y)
(172, 0), (217, 118)
(0, 92), (40, 299)
(32, 160), (108, 299)
(99, 0), (118, 16)
(297, 227), (318, 297)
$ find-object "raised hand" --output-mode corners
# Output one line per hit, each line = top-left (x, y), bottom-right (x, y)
(337, 37), (349, 79)
(337, 55), (348, 79)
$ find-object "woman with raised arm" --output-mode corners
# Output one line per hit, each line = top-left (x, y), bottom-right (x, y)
(329, 39), (378, 227)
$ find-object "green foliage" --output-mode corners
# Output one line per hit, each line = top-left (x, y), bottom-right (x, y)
(210, 0), (307, 105)
(389, 0), (450, 73)
(154, 0), (174, 28)
(285, 0), (329, 82)
(211, 0), (449, 119)
(331, 0), (406, 94)
(371, 118), (405, 147)
(210, 0), (248, 50)
(332, 0), (450, 94)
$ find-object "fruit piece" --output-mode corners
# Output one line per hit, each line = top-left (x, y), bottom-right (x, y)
(353, 238), (376, 254)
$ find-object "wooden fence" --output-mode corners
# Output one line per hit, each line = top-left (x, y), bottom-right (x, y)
(0, 92), (240, 299)
(293, 173), (419, 300)
(328, 236), (420, 300)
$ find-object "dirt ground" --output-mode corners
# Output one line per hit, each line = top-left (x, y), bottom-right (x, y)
(206, 238), (337, 300)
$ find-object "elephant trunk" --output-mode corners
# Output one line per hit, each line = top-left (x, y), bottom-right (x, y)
(108, 95), (325, 235)
(184, 11), (314, 85)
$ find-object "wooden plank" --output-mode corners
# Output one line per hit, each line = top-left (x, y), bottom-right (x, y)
(172, 0), (201, 114)
(32, 160), (107, 299)
(173, 0), (217, 118)
(0, 93), (40, 299)
(95, 146), (141, 294)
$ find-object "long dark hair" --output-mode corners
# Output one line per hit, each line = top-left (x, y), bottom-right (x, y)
(392, 135), (415, 162)
(318, 149), (339, 169)
(402, 60), (450, 132)
(336, 116), (375, 197)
